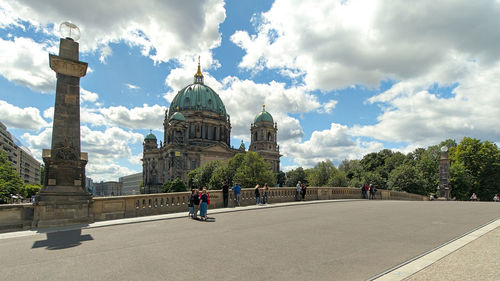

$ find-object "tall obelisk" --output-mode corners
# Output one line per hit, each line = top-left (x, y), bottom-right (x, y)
(34, 22), (92, 228)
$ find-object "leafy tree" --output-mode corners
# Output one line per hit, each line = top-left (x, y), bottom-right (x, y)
(276, 171), (286, 187)
(188, 160), (223, 190)
(285, 167), (307, 187)
(339, 159), (363, 187)
(387, 164), (425, 194)
(449, 162), (474, 200)
(22, 184), (41, 198)
(306, 160), (335, 186)
(163, 178), (187, 193)
(233, 151), (275, 189)
(328, 168), (348, 187)
(0, 151), (24, 204)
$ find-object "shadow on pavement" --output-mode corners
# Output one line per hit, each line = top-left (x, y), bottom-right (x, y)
(32, 228), (93, 250)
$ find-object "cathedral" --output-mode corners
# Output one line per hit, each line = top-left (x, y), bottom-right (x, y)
(142, 61), (281, 192)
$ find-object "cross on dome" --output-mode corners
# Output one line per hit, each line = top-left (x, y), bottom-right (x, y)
(194, 56), (204, 84)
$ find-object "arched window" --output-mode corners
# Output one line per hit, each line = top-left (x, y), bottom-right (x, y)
(254, 132), (258, 141)
(268, 132), (272, 141)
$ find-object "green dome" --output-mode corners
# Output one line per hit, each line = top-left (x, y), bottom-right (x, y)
(169, 83), (227, 117)
(170, 112), (186, 122)
(144, 132), (157, 140)
(254, 105), (274, 123)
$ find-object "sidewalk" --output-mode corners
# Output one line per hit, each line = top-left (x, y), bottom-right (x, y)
(374, 218), (500, 281)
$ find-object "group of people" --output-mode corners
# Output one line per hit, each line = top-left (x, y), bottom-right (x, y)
(188, 187), (210, 221)
(361, 182), (377, 200)
(295, 181), (308, 201)
(254, 183), (270, 205)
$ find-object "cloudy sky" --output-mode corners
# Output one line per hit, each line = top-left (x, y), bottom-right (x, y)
(1, 0), (499, 182)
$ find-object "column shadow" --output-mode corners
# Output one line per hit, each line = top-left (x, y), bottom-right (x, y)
(32, 228), (93, 250)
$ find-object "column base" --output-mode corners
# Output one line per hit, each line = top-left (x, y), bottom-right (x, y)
(33, 187), (93, 228)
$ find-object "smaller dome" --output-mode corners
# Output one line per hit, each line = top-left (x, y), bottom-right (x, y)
(145, 130), (157, 140)
(254, 105), (274, 123)
(170, 112), (186, 122)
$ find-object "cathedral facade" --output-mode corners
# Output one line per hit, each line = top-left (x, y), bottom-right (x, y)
(142, 62), (280, 192)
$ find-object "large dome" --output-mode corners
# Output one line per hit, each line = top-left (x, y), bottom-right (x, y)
(169, 58), (227, 117)
(169, 83), (227, 117)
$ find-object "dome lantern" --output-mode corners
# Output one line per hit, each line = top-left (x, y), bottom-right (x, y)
(194, 56), (204, 84)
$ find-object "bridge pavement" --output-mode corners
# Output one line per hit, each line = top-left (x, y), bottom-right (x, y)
(0, 200), (498, 281)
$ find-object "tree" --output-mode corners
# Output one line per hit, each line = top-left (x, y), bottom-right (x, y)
(0, 151), (24, 204)
(452, 137), (500, 200)
(188, 160), (223, 190)
(163, 178), (187, 193)
(449, 162), (474, 200)
(22, 184), (41, 198)
(285, 167), (306, 187)
(233, 151), (276, 189)
(328, 169), (348, 187)
(306, 160), (335, 187)
(387, 164), (425, 195)
(276, 171), (286, 187)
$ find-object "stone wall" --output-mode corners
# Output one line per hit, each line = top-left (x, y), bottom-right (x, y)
(0, 187), (427, 233)
(0, 204), (34, 232)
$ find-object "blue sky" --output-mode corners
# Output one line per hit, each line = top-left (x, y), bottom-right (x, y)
(1, 0), (499, 181)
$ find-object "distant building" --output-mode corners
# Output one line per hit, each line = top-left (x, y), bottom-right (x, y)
(85, 177), (95, 195)
(142, 61), (280, 192)
(94, 181), (122, 197)
(0, 121), (41, 184)
(119, 172), (141, 195)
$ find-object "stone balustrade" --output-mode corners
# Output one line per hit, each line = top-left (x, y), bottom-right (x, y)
(0, 187), (427, 232)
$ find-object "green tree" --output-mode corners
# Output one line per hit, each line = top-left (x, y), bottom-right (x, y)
(22, 184), (41, 198)
(306, 160), (335, 186)
(162, 178), (187, 193)
(328, 168), (348, 187)
(449, 162), (474, 200)
(0, 151), (24, 204)
(387, 164), (425, 194)
(452, 137), (500, 200)
(276, 171), (286, 187)
(233, 151), (276, 189)
(188, 160), (223, 190)
(285, 167), (306, 187)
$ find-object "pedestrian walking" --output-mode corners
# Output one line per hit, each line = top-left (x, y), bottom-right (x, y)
(296, 181), (302, 201)
(192, 189), (200, 219)
(232, 182), (241, 206)
(494, 194), (499, 202)
(199, 187), (209, 221)
(222, 182), (229, 208)
(188, 189), (196, 217)
(255, 184), (261, 205)
(369, 182), (376, 200)
(301, 183), (307, 201)
(263, 183), (269, 204)
(361, 184), (367, 199)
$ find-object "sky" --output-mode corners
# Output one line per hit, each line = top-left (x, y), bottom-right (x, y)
(0, 0), (499, 182)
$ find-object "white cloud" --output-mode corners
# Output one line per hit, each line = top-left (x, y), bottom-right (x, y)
(2, 0), (226, 63)
(0, 37), (55, 93)
(125, 83), (140, 90)
(87, 162), (139, 183)
(231, 0), (500, 91)
(80, 88), (99, 103)
(0, 100), (49, 131)
(99, 104), (167, 130)
(284, 123), (384, 167)
(319, 100), (338, 114)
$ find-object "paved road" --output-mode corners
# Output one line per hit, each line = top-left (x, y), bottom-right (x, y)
(0, 200), (498, 281)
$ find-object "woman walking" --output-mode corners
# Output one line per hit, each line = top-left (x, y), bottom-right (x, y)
(199, 187), (209, 221)
(263, 183), (269, 204)
(255, 184), (261, 205)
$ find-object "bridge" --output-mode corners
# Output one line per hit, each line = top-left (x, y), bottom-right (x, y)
(0, 199), (498, 280)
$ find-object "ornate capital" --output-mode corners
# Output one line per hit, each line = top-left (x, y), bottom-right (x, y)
(49, 54), (88, 77)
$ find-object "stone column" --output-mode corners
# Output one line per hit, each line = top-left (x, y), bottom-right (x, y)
(33, 37), (91, 228)
(437, 146), (452, 200)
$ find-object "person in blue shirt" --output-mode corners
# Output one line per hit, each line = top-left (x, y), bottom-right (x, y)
(232, 183), (241, 206)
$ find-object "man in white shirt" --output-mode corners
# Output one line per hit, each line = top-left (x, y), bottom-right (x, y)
(296, 181), (301, 201)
